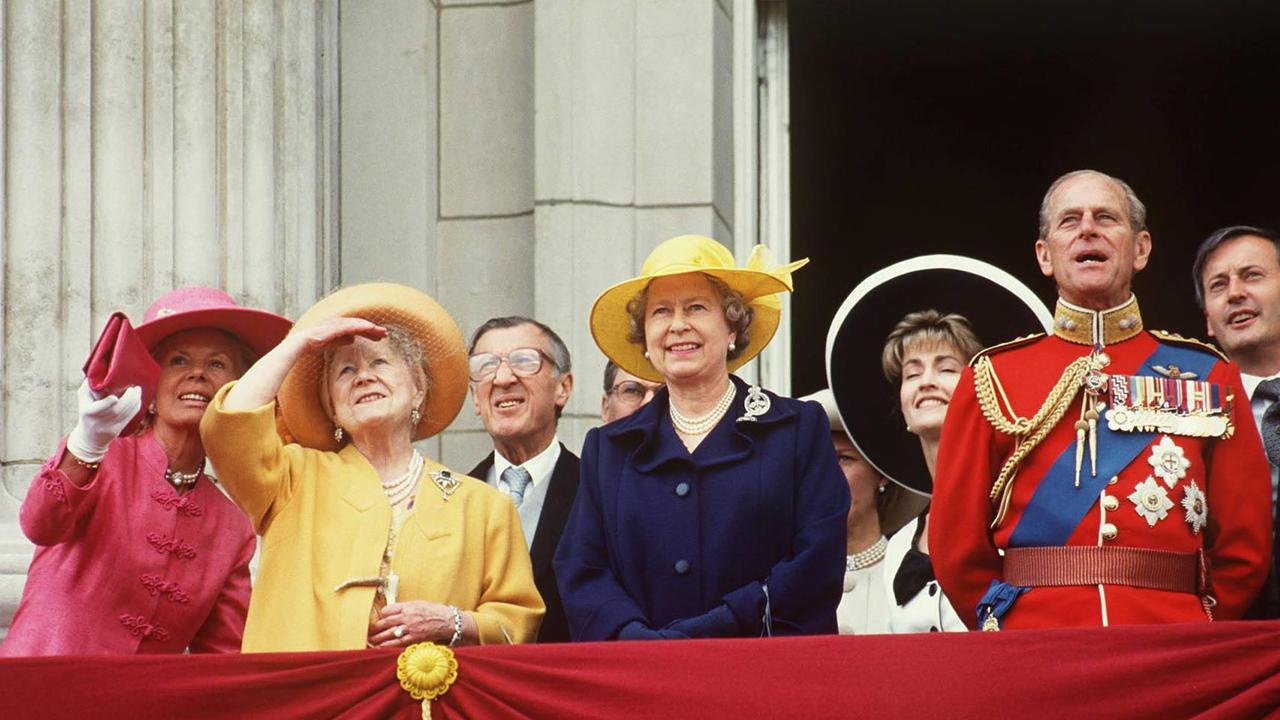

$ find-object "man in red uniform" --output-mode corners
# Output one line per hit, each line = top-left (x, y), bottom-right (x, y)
(930, 170), (1272, 629)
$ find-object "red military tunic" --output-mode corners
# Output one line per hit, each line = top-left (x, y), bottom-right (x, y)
(931, 296), (1272, 629)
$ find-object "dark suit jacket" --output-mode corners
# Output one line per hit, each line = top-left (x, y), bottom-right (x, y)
(470, 443), (579, 643)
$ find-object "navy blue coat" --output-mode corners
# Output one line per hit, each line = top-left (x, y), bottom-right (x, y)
(554, 376), (849, 641)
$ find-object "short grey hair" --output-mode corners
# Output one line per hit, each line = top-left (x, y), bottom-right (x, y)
(1037, 169), (1147, 239)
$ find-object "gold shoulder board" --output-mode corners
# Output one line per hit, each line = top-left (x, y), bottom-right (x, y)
(1149, 329), (1227, 363)
(969, 332), (1046, 367)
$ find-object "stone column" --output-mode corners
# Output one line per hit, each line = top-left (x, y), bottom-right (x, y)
(534, 0), (736, 449)
(338, 0), (539, 468)
(0, 0), (339, 638)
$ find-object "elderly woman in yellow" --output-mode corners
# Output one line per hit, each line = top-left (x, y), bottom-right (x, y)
(201, 283), (543, 651)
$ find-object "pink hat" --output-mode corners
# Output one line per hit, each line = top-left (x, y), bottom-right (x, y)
(135, 287), (292, 359)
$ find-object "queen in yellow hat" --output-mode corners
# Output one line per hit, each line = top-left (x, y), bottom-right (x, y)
(554, 235), (851, 640)
(200, 283), (544, 652)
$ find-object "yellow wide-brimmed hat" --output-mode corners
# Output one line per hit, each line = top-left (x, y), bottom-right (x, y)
(590, 235), (807, 383)
(277, 283), (468, 451)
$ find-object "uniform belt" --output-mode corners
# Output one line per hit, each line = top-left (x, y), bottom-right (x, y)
(1003, 546), (1205, 594)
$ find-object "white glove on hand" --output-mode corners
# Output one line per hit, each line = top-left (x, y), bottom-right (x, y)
(66, 380), (143, 463)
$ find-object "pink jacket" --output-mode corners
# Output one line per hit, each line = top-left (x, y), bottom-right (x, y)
(2, 434), (255, 655)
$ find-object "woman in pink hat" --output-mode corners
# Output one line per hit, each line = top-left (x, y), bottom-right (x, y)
(2, 287), (291, 656)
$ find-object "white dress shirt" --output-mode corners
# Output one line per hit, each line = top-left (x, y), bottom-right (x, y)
(487, 438), (561, 550)
(1239, 372), (1280, 509)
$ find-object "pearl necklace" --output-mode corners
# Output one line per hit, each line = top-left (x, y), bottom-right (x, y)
(383, 450), (424, 506)
(846, 536), (888, 572)
(670, 381), (737, 436)
(165, 461), (203, 491)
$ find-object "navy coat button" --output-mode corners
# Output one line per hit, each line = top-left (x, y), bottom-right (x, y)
(674, 559), (690, 575)
(675, 482), (690, 497)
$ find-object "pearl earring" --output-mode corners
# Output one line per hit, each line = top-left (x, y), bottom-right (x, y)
(878, 483), (887, 494)
(148, 402), (157, 415)
(643, 351), (650, 359)
(728, 341), (736, 352)
(410, 408), (421, 426)
(333, 427), (345, 443)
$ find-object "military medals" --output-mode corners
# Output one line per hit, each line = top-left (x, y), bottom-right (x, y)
(1128, 476), (1174, 527)
(1181, 480), (1208, 534)
(1147, 435), (1190, 487)
(1105, 374), (1232, 438)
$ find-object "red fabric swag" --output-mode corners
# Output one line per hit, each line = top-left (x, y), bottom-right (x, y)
(3, 621), (1279, 719)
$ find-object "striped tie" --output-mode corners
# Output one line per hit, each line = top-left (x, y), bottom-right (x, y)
(501, 465), (532, 508)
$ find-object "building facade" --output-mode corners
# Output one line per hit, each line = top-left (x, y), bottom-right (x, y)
(0, 0), (794, 640)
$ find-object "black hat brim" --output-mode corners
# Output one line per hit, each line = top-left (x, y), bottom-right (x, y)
(825, 255), (1053, 496)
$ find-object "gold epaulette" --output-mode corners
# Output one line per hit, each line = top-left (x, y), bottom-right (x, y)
(969, 333), (1046, 367)
(1150, 330), (1227, 363)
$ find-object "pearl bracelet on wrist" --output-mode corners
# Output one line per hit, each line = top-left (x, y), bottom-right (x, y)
(448, 605), (463, 647)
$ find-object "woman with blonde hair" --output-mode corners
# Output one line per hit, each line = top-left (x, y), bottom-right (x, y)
(825, 257), (1051, 632)
(879, 310), (983, 632)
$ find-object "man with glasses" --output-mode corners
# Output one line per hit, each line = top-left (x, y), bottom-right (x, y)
(601, 360), (663, 423)
(466, 316), (578, 642)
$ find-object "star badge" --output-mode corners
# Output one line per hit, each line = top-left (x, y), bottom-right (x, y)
(1181, 480), (1208, 535)
(1147, 435), (1190, 488)
(1128, 476), (1174, 527)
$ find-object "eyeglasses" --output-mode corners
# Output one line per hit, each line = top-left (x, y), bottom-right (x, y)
(607, 380), (658, 406)
(468, 348), (553, 382)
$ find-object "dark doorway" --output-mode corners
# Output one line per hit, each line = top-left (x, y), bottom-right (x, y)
(789, 0), (1280, 396)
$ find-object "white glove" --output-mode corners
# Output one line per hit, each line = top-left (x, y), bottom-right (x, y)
(66, 380), (143, 463)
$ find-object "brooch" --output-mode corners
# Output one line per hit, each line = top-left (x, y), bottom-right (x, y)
(1128, 476), (1174, 527)
(1147, 435), (1190, 488)
(1181, 480), (1208, 534)
(429, 469), (460, 502)
(737, 385), (771, 423)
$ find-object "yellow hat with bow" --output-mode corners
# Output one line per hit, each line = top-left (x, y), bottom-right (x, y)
(589, 235), (807, 383)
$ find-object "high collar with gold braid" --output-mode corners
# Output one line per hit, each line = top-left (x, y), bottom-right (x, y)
(1052, 294), (1143, 347)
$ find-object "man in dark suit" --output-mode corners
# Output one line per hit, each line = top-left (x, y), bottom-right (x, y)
(1195, 225), (1280, 618)
(467, 316), (579, 642)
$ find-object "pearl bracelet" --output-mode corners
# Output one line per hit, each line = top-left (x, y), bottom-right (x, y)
(447, 605), (463, 647)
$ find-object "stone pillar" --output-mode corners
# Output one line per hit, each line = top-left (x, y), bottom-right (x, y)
(336, 0), (736, 466)
(0, 0), (338, 639)
(338, 0), (540, 469)
(534, 0), (736, 449)
(434, 0), (537, 467)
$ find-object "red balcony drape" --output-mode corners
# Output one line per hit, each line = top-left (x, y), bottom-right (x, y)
(3, 621), (1279, 719)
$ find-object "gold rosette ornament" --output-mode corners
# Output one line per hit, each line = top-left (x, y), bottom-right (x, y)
(397, 642), (459, 720)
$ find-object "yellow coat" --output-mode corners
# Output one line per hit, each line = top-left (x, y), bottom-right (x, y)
(201, 382), (544, 652)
